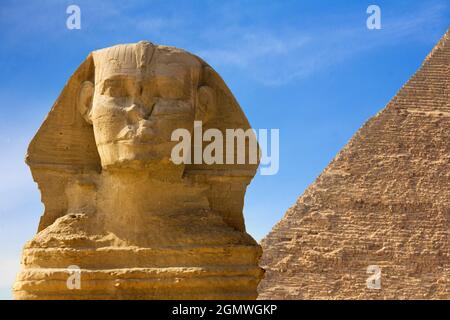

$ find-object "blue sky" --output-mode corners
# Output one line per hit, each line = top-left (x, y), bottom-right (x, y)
(0, 0), (448, 299)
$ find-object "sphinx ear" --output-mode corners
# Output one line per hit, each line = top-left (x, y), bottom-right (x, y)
(196, 85), (216, 122)
(78, 81), (94, 124)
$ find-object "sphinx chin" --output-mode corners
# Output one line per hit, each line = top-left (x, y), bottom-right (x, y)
(97, 141), (177, 170)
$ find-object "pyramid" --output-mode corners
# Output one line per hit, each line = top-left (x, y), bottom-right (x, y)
(258, 29), (450, 299)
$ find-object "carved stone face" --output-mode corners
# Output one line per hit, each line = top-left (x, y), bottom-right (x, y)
(26, 41), (259, 234)
(78, 43), (211, 168)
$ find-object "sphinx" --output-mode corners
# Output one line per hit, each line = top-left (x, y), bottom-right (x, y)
(13, 41), (264, 299)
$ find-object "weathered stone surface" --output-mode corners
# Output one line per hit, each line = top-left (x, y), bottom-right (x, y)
(14, 42), (263, 299)
(259, 29), (450, 299)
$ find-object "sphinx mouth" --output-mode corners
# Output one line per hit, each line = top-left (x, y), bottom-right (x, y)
(115, 135), (160, 145)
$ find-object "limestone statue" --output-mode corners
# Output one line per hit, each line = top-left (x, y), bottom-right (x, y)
(13, 41), (264, 299)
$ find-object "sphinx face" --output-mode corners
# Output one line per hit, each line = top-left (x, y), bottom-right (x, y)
(89, 44), (202, 169)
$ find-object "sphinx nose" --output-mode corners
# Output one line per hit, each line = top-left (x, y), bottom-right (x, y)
(124, 104), (151, 123)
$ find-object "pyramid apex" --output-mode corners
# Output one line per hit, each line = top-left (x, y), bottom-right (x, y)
(422, 28), (449, 63)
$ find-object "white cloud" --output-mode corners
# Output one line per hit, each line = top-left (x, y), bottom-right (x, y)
(3, 1), (446, 85)
(191, 1), (448, 85)
(199, 30), (310, 67)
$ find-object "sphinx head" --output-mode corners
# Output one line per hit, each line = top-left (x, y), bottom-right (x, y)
(78, 41), (215, 169)
(26, 41), (258, 231)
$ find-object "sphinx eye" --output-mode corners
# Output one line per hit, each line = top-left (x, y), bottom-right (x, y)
(102, 79), (129, 98)
(156, 78), (185, 99)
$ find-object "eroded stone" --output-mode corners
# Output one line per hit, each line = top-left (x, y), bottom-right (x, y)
(14, 42), (264, 300)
